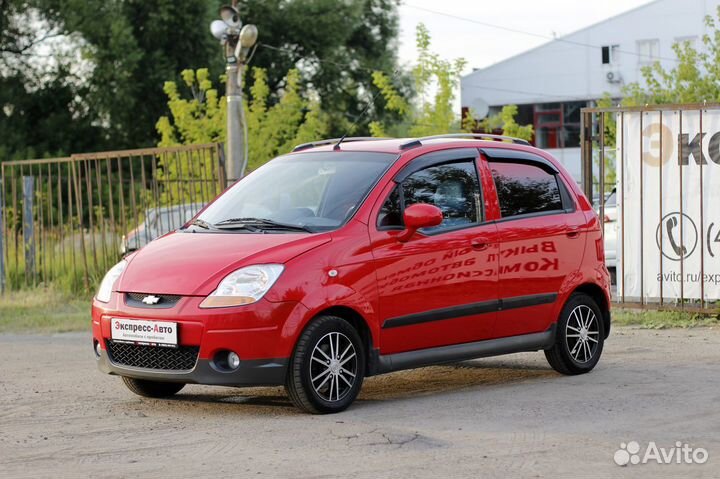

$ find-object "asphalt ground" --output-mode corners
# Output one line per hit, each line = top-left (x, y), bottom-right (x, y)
(1, 326), (718, 478)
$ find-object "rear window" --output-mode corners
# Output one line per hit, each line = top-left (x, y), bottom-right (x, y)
(490, 161), (563, 218)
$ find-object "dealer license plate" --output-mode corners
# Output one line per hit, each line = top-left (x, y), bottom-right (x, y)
(111, 318), (178, 347)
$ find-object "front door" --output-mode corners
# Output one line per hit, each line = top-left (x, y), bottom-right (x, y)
(369, 149), (499, 355)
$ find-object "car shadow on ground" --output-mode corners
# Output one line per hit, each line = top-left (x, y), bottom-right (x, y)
(358, 361), (557, 402)
(120, 360), (558, 415)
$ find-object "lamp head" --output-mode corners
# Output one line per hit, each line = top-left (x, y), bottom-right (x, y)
(219, 5), (241, 28)
(239, 24), (258, 48)
(210, 19), (228, 40)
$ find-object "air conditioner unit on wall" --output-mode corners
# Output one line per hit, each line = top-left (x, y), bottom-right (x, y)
(606, 71), (623, 84)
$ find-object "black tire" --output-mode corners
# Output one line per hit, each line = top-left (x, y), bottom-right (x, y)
(122, 377), (185, 398)
(285, 315), (365, 414)
(545, 293), (605, 375)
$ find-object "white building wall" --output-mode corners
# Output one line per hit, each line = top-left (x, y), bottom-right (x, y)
(461, 0), (719, 110)
(546, 148), (581, 182)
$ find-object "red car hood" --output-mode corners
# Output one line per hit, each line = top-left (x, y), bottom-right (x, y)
(117, 231), (330, 296)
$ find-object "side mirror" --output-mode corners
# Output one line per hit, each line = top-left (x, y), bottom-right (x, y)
(397, 203), (443, 242)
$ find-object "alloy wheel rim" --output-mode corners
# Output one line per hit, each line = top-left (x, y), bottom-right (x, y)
(565, 305), (600, 363)
(309, 332), (358, 402)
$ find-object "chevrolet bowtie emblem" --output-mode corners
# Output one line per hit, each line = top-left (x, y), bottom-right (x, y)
(141, 295), (161, 305)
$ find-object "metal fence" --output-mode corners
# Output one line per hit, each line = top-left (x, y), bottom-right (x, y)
(0, 143), (225, 293)
(581, 104), (720, 313)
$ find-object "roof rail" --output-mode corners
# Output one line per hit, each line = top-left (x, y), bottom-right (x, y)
(292, 137), (389, 152)
(399, 133), (530, 150)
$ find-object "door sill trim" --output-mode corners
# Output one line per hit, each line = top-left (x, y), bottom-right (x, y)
(375, 325), (556, 374)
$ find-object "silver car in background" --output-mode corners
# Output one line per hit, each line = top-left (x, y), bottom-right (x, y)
(121, 203), (204, 255)
(595, 189), (617, 283)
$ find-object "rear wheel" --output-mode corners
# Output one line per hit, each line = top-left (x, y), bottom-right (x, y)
(545, 293), (605, 375)
(122, 377), (185, 398)
(285, 315), (365, 414)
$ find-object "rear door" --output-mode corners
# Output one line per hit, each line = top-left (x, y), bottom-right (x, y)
(370, 148), (499, 354)
(482, 148), (587, 338)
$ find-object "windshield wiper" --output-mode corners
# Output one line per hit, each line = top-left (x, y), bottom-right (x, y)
(213, 217), (314, 233)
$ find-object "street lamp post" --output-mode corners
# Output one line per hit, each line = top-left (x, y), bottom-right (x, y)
(210, 3), (258, 185)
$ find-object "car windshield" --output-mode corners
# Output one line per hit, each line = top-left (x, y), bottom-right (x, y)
(593, 190), (616, 209)
(195, 151), (396, 232)
(605, 190), (616, 207)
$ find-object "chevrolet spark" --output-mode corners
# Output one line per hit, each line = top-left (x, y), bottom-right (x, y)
(93, 134), (611, 414)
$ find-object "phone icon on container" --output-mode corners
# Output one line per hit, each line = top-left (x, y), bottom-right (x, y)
(666, 216), (686, 257)
(656, 213), (697, 261)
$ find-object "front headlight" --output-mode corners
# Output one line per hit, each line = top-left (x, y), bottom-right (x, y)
(199, 264), (284, 308)
(96, 260), (127, 303)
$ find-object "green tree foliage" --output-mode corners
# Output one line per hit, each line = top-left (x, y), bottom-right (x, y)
(369, 24), (465, 137)
(239, 0), (405, 136)
(590, 95), (617, 193)
(37, 0), (221, 150)
(592, 7), (720, 190)
(156, 67), (328, 202)
(471, 105), (534, 142)
(622, 8), (720, 105)
(369, 24), (532, 142)
(2, 0), (404, 161)
(243, 68), (328, 170)
(1, 0), (34, 62)
(0, 0), (105, 159)
(1, 0), (220, 161)
(0, 69), (105, 160)
(157, 69), (225, 146)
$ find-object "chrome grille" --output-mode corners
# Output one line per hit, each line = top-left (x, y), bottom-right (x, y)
(106, 341), (199, 371)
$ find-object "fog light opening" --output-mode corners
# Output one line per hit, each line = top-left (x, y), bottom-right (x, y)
(227, 352), (240, 370)
(213, 350), (241, 371)
(94, 340), (102, 358)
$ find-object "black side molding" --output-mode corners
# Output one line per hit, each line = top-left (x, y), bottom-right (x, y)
(382, 293), (557, 329)
(383, 299), (497, 329)
(500, 293), (557, 311)
(375, 325), (556, 374)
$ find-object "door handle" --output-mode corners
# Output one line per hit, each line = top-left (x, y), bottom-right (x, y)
(566, 226), (581, 239)
(471, 238), (490, 251)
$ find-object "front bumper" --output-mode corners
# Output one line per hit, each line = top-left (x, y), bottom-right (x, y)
(93, 294), (308, 387)
(96, 347), (288, 386)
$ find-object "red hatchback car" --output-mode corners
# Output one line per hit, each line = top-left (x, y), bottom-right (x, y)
(92, 134), (611, 414)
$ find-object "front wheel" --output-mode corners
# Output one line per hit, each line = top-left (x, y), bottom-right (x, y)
(545, 293), (605, 375)
(285, 316), (365, 414)
(122, 377), (185, 398)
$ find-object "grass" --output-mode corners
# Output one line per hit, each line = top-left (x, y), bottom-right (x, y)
(4, 234), (110, 295)
(0, 288), (91, 333)
(1, 288), (719, 334)
(613, 308), (720, 329)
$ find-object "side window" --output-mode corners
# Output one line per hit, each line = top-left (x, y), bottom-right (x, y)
(490, 161), (563, 218)
(377, 187), (402, 228)
(377, 161), (482, 232)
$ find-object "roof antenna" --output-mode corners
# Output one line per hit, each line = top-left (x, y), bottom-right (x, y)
(333, 133), (348, 150)
(333, 70), (397, 151)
